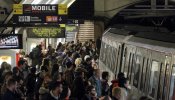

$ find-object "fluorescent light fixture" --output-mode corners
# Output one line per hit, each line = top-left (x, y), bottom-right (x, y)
(51, 0), (59, 4)
(22, 0), (33, 4)
(46, 0), (53, 4)
(68, 0), (75, 8)
(32, 0), (42, 4)
(61, 0), (67, 4)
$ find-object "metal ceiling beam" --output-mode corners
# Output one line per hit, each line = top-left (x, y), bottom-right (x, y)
(124, 13), (175, 19)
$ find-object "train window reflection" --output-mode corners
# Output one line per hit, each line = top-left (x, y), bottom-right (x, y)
(157, 63), (164, 100)
(127, 53), (132, 78)
(163, 64), (170, 100)
(130, 54), (135, 85)
(140, 57), (146, 91)
(169, 65), (175, 100)
(149, 61), (159, 97)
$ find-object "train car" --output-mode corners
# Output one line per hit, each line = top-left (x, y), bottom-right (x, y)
(99, 24), (175, 100)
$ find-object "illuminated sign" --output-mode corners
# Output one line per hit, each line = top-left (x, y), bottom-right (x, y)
(13, 4), (67, 24)
(66, 25), (77, 32)
(0, 56), (12, 65)
(58, 4), (67, 15)
(27, 27), (65, 38)
(67, 19), (84, 24)
(13, 4), (23, 14)
(31, 5), (56, 11)
(0, 34), (23, 49)
(23, 4), (58, 14)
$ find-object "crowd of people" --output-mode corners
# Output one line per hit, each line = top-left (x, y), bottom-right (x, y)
(0, 39), (151, 100)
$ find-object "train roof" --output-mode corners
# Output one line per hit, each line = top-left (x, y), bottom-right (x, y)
(109, 24), (175, 43)
(103, 25), (175, 53)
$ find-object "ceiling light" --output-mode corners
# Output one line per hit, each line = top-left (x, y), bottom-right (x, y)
(32, 0), (42, 4)
(46, 0), (52, 4)
(68, 0), (75, 8)
(51, 0), (59, 4)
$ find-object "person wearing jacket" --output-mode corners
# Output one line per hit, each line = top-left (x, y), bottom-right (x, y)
(72, 67), (87, 100)
(109, 73), (125, 97)
(2, 78), (20, 100)
(89, 69), (102, 97)
(43, 81), (63, 100)
(101, 71), (109, 96)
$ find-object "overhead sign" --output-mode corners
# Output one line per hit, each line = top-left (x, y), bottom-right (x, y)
(13, 4), (23, 14)
(0, 34), (23, 49)
(23, 4), (58, 15)
(13, 15), (67, 23)
(66, 25), (77, 32)
(27, 27), (65, 38)
(67, 19), (84, 24)
(58, 4), (67, 15)
(13, 4), (68, 24)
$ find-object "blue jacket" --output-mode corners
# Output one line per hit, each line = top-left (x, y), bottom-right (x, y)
(89, 76), (102, 97)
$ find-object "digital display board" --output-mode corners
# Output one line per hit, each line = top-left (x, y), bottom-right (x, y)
(27, 27), (65, 38)
(0, 34), (23, 49)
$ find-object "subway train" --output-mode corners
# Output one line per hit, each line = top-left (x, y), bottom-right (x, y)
(99, 24), (175, 100)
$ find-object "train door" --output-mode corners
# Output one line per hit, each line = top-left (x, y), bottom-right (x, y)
(125, 45), (137, 85)
(147, 52), (167, 99)
(135, 47), (148, 90)
(112, 42), (121, 76)
(121, 44), (135, 79)
(115, 43), (122, 76)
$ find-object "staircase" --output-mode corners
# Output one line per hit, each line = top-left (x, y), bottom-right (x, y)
(77, 20), (94, 43)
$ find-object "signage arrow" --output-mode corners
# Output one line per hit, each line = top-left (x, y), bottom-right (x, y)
(59, 17), (62, 21)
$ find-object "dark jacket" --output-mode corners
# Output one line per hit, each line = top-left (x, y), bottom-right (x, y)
(101, 79), (109, 96)
(64, 69), (74, 89)
(72, 76), (86, 100)
(89, 76), (102, 97)
(83, 62), (93, 79)
(2, 89), (20, 100)
(112, 97), (118, 100)
(42, 92), (60, 100)
(26, 73), (36, 94)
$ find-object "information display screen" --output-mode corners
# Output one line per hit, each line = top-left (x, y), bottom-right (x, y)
(27, 27), (65, 38)
(0, 34), (23, 49)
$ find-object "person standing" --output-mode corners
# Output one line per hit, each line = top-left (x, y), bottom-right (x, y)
(2, 78), (20, 100)
(89, 69), (102, 97)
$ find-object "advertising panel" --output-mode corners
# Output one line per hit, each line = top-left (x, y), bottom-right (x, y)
(0, 34), (23, 49)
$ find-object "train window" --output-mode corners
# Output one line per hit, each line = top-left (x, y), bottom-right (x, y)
(104, 44), (108, 65)
(140, 57), (146, 91)
(105, 45), (111, 68)
(149, 61), (160, 98)
(133, 55), (142, 88)
(127, 53), (132, 78)
(157, 63), (164, 100)
(111, 47), (117, 72)
(169, 65), (175, 100)
(130, 54), (135, 84)
(123, 52), (129, 78)
(116, 45), (121, 74)
(108, 45), (112, 70)
(162, 64), (170, 100)
(99, 42), (104, 61)
(121, 47), (127, 73)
